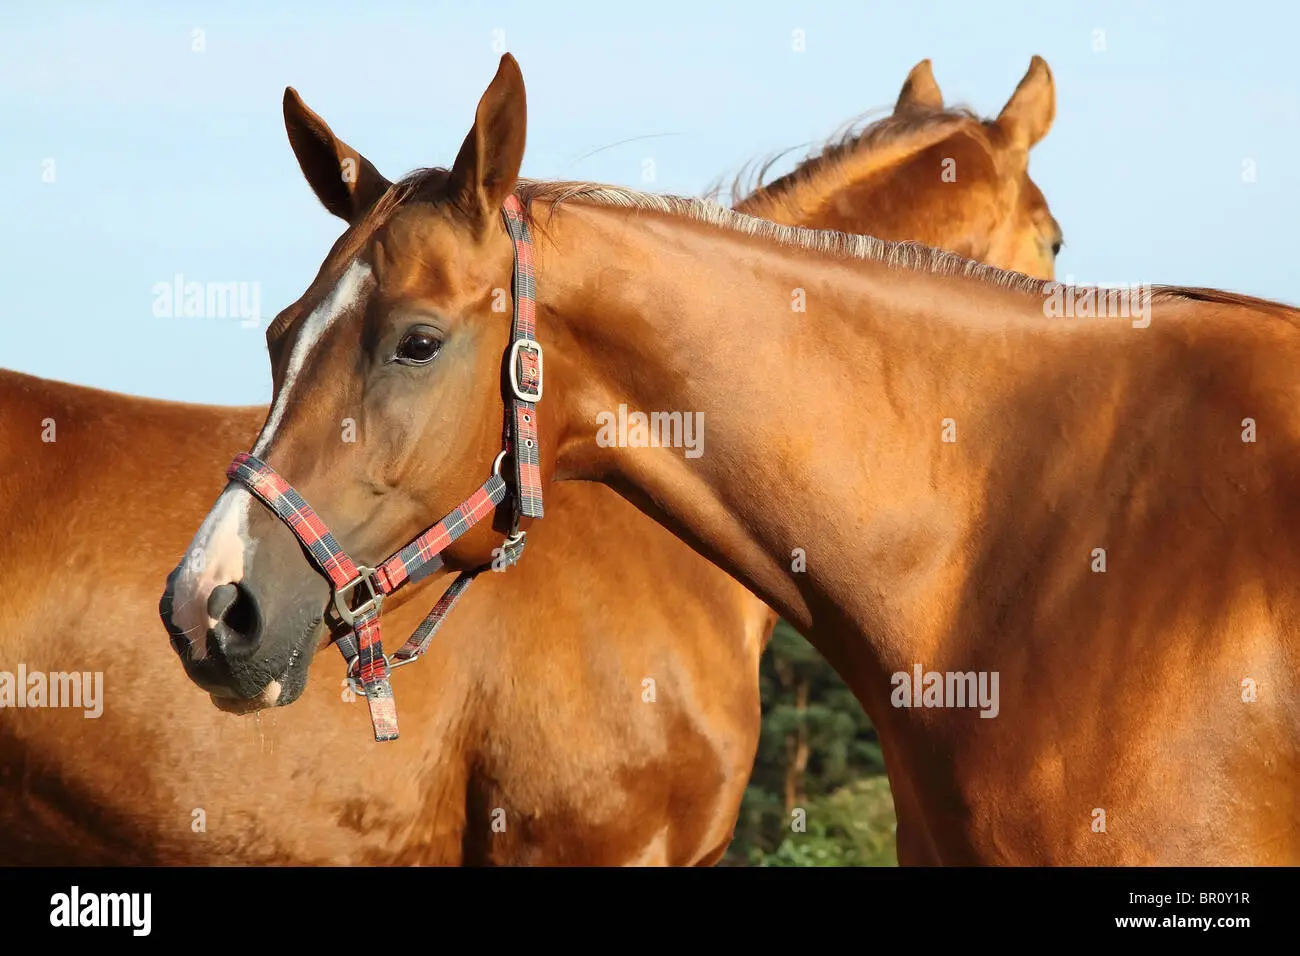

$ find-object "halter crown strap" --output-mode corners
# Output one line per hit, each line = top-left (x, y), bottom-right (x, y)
(222, 197), (541, 742)
(501, 195), (544, 525)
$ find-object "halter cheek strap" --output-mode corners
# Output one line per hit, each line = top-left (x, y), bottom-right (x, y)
(224, 195), (542, 742)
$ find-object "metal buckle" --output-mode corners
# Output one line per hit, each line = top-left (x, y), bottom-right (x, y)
(346, 652), (415, 696)
(333, 565), (383, 627)
(497, 529), (526, 569)
(508, 338), (543, 402)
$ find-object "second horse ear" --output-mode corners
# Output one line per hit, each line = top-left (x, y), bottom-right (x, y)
(895, 59), (944, 114)
(996, 56), (1056, 150)
(283, 87), (392, 224)
(447, 53), (528, 226)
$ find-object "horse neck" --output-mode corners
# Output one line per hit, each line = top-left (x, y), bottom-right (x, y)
(534, 200), (1053, 678)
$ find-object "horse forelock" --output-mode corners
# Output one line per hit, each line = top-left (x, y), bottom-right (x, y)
(266, 169), (451, 345)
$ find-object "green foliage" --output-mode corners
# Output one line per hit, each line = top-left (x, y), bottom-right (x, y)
(724, 620), (897, 866)
(752, 778), (897, 867)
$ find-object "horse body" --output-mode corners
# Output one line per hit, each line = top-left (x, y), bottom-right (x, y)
(529, 202), (1300, 863)
(175, 53), (1295, 864)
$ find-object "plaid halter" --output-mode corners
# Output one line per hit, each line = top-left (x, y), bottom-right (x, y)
(224, 195), (543, 742)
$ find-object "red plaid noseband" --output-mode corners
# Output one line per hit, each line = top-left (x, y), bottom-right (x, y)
(224, 196), (543, 741)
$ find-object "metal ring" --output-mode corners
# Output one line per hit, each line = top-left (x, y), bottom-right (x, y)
(346, 652), (408, 695)
(492, 450), (509, 476)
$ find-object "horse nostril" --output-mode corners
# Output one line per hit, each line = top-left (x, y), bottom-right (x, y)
(207, 582), (264, 652)
(207, 583), (238, 621)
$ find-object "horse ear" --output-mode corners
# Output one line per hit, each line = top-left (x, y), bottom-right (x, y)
(447, 54), (527, 225)
(895, 59), (943, 113)
(996, 56), (1055, 150)
(283, 88), (392, 224)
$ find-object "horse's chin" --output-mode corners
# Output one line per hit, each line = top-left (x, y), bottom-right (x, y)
(207, 652), (312, 713)
(210, 680), (283, 714)
(193, 616), (320, 714)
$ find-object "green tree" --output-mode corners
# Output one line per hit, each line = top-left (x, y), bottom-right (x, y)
(724, 620), (895, 865)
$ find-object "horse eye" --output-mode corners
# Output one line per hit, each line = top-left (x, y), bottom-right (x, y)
(395, 330), (442, 365)
(1051, 240), (1063, 256)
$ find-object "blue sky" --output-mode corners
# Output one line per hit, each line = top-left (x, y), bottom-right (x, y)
(2, 0), (1296, 404)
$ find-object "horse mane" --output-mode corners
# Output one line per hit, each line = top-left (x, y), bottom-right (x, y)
(725, 104), (984, 216)
(513, 175), (1048, 296)
(340, 166), (1299, 319)
(1140, 286), (1300, 317)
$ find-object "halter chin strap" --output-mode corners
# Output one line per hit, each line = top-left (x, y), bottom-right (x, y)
(224, 195), (542, 742)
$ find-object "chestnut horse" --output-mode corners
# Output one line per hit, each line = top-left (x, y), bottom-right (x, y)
(165, 53), (1297, 865)
(735, 57), (1062, 271)
(4, 58), (1060, 864)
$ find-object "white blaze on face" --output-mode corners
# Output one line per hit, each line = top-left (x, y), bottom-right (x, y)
(253, 259), (373, 457)
(170, 260), (373, 657)
(171, 485), (254, 660)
